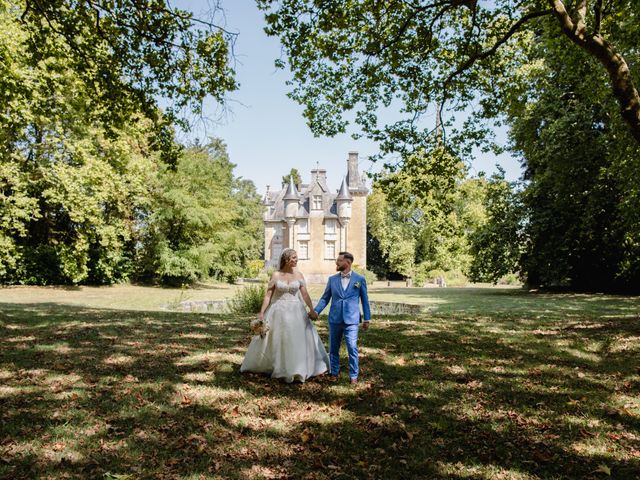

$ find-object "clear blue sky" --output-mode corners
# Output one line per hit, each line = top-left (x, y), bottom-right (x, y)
(183, 0), (521, 195)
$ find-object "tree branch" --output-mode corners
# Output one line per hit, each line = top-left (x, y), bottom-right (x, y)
(548, 0), (640, 142)
(445, 9), (553, 86)
(377, 0), (472, 55)
(593, 0), (603, 35)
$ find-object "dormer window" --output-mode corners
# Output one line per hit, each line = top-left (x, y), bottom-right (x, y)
(312, 195), (322, 210)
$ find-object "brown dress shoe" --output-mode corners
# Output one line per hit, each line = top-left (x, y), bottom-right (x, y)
(350, 378), (358, 384)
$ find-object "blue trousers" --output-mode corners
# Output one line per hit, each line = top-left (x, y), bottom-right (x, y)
(329, 322), (359, 379)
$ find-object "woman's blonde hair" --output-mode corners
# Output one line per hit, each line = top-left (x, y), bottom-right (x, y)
(279, 248), (297, 270)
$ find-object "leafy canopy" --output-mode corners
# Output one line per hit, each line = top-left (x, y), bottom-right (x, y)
(258, 0), (640, 163)
(11, 0), (238, 163)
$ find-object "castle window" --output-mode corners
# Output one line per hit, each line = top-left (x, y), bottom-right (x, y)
(325, 240), (336, 260)
(312, 195), (322, 210)
(297, 219), (308, 233)
(324, 219), (336, 234)
(298, 240), (309, 259)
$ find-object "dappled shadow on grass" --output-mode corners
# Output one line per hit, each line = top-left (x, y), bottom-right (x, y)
(368, 286), (640, 320)
(1, 302), (639, 479)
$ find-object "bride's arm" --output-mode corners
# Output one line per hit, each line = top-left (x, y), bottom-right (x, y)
(258, 274), (277, 321)
(298, 275), (318, 319)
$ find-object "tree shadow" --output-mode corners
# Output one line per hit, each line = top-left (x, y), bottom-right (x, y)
(1, 302), (639, 479)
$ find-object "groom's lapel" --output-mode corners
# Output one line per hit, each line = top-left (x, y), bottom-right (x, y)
(333, 274), (344, 298)
(346, 273), (356, 293)
(335, 273), (351, 298)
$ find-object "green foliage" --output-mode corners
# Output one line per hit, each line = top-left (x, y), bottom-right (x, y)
(468, 171), (524, 284)
(281, 168), (302, 188)
(414, 267), (468, 288)
(351, 265), (377, 285)
(227, 283), (267, 315)
(0, 12), (159, 284)
(510, 22), (640, 292)
(470, 21), (640, 292)
(367, 186), (416, 278)
(12, 0), (238, 163)
(367, 147), (488, 281)
(139, 139), (263, 285)
(259, 1), (640, 160)
(244, 259), (266, 278)
(0, 3), (250, 286)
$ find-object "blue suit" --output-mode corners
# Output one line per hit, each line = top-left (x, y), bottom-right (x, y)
(314, 272), (371, 379)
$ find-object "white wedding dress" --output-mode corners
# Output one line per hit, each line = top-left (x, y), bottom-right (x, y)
(240, 279), (330, 383)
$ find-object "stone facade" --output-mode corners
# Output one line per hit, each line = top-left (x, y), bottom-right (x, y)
(263, 152), (368, 283)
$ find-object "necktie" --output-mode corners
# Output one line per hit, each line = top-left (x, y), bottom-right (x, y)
(341, 273), (351, 279)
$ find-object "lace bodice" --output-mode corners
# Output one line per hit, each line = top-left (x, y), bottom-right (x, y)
(269, 278), (305, 303)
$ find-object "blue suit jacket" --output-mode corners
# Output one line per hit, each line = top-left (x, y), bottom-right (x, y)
(315, 272), (371, 324)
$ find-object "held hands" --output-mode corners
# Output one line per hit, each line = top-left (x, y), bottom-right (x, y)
(308, 310), (319, 320)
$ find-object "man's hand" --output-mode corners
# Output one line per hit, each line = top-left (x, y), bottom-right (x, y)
(308, 310), (319, 320)
(362, 321), (370, 331)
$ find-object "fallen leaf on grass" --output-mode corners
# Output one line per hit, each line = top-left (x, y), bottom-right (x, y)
(52, 442), (66, 452)
(300, 428), (313, 443)
(593, 464), (611, 476)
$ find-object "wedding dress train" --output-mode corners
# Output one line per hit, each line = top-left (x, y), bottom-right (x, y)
(240, 279), (330, 383)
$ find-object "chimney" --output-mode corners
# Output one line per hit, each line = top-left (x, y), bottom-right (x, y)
(347, 151), (360, 189)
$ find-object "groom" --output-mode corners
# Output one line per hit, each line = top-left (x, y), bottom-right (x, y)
(313, 252), (372, 384)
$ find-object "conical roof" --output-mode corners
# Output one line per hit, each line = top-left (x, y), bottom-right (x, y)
(283, 176), (300, 200)
(336, 176), (352, 200)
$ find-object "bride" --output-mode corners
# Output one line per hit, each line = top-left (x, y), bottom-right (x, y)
(240, 248), (330, 383)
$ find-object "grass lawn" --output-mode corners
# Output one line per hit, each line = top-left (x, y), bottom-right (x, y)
(0, 284), (238, 312)
(1, 286), (639, 479)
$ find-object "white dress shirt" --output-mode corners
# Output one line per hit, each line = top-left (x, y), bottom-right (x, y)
(341, 271), (351, 290)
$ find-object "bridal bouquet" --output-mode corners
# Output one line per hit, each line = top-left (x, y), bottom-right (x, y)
(250, 318), (269, 338)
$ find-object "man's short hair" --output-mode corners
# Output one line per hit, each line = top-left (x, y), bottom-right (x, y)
(339, 251), (354, 263)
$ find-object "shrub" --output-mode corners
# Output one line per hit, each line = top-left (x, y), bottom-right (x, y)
(497, 273), (522, 286)
(352, 265), (377, 285)
(244, 259), (265, 278)
(227, 283), (266, 314)
(416, 268), (469, 287)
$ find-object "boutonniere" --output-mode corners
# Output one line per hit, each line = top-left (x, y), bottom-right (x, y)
(354, 281), (361, 289)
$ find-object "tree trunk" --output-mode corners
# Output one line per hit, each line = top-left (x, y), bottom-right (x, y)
(549, 0), (640, 142)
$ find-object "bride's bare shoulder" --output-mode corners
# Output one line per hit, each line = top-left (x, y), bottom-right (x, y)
(271, 270), (284, 280)
(268, 271), (281, 286)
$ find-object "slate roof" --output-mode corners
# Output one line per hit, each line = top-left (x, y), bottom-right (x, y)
(264, 163), (366, 222)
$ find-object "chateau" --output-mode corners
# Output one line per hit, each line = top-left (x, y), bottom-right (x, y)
(263, 152), (368, 283)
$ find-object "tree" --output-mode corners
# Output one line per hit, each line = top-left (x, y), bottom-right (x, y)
(257, 0), (640, 164)
(469, 23), (640, 292)
(10, 0), (238, 164)
(367, 146), (487, 284)
(281, 168), (302, 188)
(1, 4), (159, 284)
(139, 139), (263, 285)
(507, 30), (640, 292)
(468, 172), (524, 284)
(367, 186), (417, 280)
